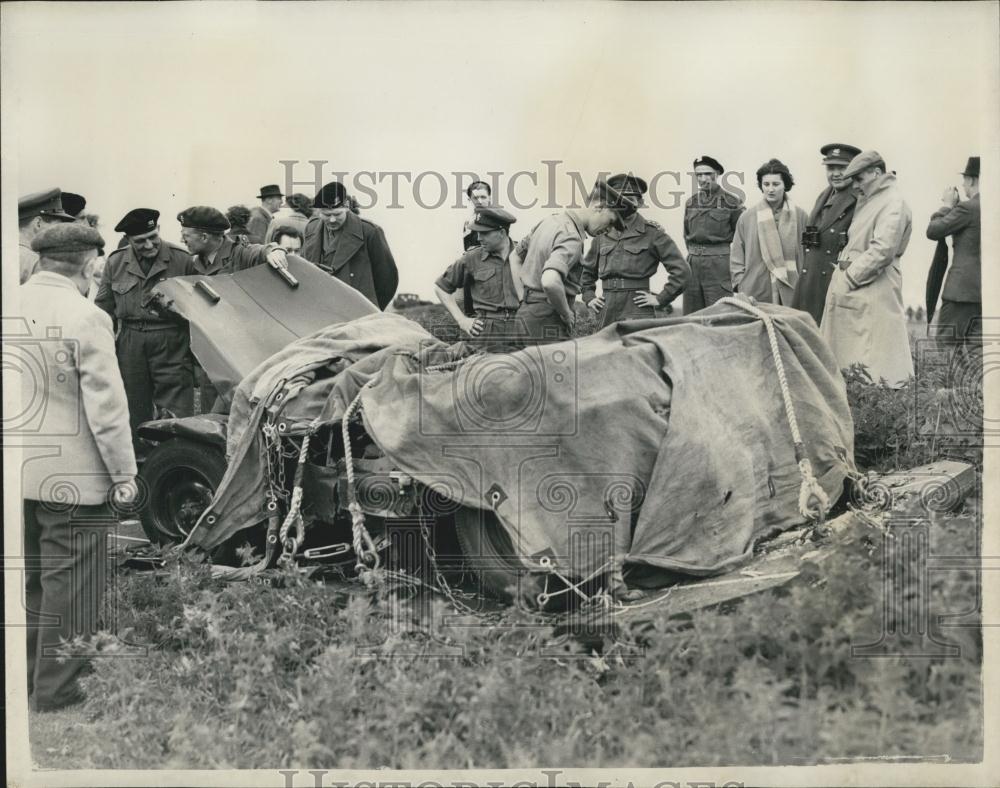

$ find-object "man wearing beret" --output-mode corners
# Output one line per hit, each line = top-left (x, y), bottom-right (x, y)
(301, 181), (400, 309)
(95, 209), (199, 451)
(926, 156), (981, 351)
(682, 156), (745, 313)
(821, 151), (913, 386)
(17, 188), (76, 284)
(434, 206), (522, 352)
(791, 144), (862, 326)
(18, 223), (137, 711)
(509, 179), (632, 346)
(581, 173), (689, 329)
(177, 206), (293, 410)
(247, 184), (284, 244)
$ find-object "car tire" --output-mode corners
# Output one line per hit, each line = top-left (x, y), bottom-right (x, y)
(453, 506), (546, 605)
(138, 439), (226, 547)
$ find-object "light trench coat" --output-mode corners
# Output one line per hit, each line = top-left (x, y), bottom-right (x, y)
(821, 173), (913, 386)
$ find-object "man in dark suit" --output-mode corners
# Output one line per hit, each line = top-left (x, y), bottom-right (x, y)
(791, 143), (861, 326)
(301, 181), (399, 309)
(926, 156), (981, 349)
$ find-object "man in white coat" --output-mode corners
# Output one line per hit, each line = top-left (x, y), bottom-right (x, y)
(821, 151), (914, 387)
(15, 223), (137, 711)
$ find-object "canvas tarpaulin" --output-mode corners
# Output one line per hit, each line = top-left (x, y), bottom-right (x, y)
(188, 302), (855, 585)
(185, 312), (448, 549)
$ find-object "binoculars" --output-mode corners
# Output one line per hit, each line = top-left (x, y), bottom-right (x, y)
(802, 226), (850, 251)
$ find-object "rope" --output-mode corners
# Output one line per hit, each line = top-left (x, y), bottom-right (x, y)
(277, 433), (311, 562)
(717, 296), (830, 522)
(343, 382), (381, 580)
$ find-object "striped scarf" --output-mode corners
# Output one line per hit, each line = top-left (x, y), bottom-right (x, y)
(755, 198), (801, 286)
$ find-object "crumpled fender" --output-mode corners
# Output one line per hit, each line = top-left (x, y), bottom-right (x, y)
(136, 413), (229, 449)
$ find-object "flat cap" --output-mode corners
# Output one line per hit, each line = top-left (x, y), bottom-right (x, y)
(61, 192), (87, 218)
(608, 173), (648, 207)
(842, 150), (886, 179)
(31, 222), (105, 255)
(258, 184), (284, 199)
(18, 188), (76, 222)
(693, 156), (725, 175)
(468, 206), (517, 232)
(820, 144), (862, 167)
(177, 206), (231, 233)
(314, 181), (347, 209)
(114, 208), (160, 236)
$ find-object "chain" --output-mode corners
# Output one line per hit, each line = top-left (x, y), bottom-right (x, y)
(415, 512), (507, 621)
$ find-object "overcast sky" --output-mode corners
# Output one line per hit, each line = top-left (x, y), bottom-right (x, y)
(3, 1), (998, 309)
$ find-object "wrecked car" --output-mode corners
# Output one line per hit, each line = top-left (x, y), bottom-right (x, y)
(141, 258), (857, 606)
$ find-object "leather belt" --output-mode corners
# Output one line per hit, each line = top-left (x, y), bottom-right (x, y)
(602, 276), (650, 291)
(475, 308), (518, 319)
(120, 319), (177, 331)
(522, 287), (550, 305)
(687, 243), (731, 256)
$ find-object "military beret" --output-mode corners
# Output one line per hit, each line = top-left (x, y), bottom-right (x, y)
(693, 156), (725, 175)
(61, 192), (87, 218)
(591, 178), (638, 212)
(608, 173), (648, 195)
(30, 222), (105, 255)
(468, 206), (517, 232)
(18, 188), (76, 222)
(842, 150), (886, 179)
(114, 208), (160, 236)
(258, 184), (284, 199)
(608, 173), (648, 207)
(177, 206), (231, 233)
(314, 181), (347, 209)
(820, 144), (862, 167)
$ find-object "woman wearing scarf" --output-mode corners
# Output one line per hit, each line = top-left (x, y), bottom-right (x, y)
(730, 159), (808, 305)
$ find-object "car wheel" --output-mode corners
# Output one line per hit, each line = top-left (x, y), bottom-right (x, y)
(138, 439), (226, 546)
(453, 506), (547, 605)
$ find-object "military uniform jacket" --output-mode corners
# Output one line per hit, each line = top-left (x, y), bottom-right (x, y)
(301, 211), (399, 309)
(683, 186), (744, 246)
(19, 272), (138, 504)
(435, 241), (520, 312)
(792, 186), (857, 323)
(95, 240), (198, 328)
(926, 193), (980, 303)
(580, 212), (690, 305)
(191, 236), (274, 276)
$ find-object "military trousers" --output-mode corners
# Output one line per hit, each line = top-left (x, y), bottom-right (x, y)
(468, 311), (524, 353)
(595, 287), (657, 330)
(194, 363), (222, 414)
(24, 499), (112, 711)
(682, 253), (732, 314)
(514, 294), (575, 347)
(116, 324), (194, 443)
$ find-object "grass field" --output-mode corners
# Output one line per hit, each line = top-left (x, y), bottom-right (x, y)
(23, 308), (984, 770)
